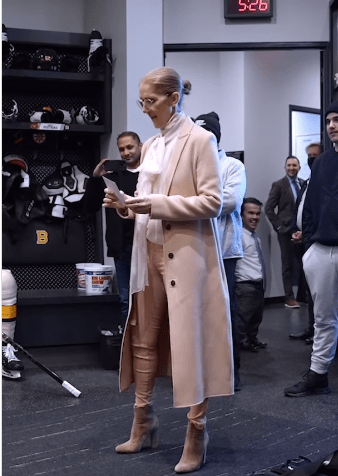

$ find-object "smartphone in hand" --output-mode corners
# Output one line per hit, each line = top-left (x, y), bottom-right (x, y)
(104, 160), (126, 173)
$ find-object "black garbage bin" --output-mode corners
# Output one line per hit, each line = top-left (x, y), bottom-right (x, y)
(99, 327), (123, 370)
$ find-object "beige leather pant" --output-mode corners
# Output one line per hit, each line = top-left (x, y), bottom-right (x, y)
(131, 240), (208, 425)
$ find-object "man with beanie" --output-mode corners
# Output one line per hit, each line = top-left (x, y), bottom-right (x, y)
(284, 101), (338, 397)
(195, 112), (247, 390)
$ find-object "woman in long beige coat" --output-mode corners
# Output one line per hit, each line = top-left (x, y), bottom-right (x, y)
(103, 67), (233, 473)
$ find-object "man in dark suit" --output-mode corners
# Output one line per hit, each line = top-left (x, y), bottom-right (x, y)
(265, 156), (304, 308)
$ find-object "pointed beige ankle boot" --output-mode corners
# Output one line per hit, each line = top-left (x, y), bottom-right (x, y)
(115, 405), (159, 453)
(174, 421), (209, 473)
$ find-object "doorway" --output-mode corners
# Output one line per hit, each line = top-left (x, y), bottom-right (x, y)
(163, 43), (329, 298)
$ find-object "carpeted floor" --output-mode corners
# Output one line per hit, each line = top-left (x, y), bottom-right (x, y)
(2, 303), (338, 476)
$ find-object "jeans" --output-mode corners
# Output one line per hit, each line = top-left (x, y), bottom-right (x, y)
(223, 258), (240, 372)
(114, 242), (133, 325)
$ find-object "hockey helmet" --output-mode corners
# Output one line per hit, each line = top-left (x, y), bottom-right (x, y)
(3, 154), (28, 172)
(29, 106), (54, 123)
(53, 109), (72, 124)
(2, 99), (18, 121)
(75, 105), (99, 125)
(32, 48), (58, 71)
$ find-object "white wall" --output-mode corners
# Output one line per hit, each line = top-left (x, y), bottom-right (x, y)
(165, 51), (244, 152)
(125, 0), (163, 143)
(2, 0), (86, 32)
(163, 0), (330, 44)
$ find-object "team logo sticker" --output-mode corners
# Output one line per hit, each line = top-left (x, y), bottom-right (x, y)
(36, 230), (49, 244)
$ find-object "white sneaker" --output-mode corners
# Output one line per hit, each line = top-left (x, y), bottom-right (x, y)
(285, 299), (300, 308)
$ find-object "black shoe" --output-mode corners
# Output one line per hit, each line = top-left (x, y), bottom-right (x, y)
(305, 337), (314, 345)
(289, 330), (314, 340)
(240, 342), (259, 352)
(284, 369), (330, 397)
(250, 338), (267, 349)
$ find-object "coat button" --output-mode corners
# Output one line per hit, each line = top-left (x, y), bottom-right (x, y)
(168, 252), (174, 259)
(165, 224), (171, 230)
(170, 280), (175, 287)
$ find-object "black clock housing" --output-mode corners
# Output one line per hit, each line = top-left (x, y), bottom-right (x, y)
(224, 0), (273, 19)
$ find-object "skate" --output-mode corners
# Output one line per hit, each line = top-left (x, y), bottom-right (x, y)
(2, 343), (24, 379)
(87, 28), (112, 73)
(2, 366), (21, 379)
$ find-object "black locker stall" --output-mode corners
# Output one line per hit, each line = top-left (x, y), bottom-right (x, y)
(2, 28), (122, 347)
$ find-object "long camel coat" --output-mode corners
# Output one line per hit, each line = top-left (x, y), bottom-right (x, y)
(119, 116), (234, 407)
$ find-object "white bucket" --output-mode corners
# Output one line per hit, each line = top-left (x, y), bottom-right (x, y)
(76, 263), (101, 290)
(85, 265), (113, 295)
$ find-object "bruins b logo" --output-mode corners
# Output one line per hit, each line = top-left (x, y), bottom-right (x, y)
(36, 230), (49, 244)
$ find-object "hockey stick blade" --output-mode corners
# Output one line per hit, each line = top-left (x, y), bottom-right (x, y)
(2, 333), (81, 397)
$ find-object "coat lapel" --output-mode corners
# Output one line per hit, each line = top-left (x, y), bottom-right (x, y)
(162, 118), (195, 196)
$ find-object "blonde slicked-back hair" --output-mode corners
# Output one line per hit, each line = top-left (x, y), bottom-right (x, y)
(140, 67), (191, 111)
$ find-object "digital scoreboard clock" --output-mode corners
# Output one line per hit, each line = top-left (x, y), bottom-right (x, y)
(224, 0), (273, 19)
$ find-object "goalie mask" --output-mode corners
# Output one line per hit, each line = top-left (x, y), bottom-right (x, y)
(75, 105), (99, 125)
(32, 48), (58, 71)
(2, 100), (18, 121)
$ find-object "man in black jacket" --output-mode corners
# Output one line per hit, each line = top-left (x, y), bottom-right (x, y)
(85, 132), (142, 324)
(289, 143), (322, 344)
(285, 101), (338, 397)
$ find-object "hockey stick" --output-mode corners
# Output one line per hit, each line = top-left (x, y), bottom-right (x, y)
(2, 332), (81, 397)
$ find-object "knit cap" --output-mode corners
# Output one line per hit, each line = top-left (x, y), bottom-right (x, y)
(325, 100), (338, 117)
(194, 111), (221, 144)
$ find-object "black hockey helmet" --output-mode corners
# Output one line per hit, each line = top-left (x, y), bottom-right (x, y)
(32, 48), (58, 71)
(75, 105), (99, 125)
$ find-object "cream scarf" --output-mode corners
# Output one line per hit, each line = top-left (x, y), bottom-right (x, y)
(130, 111), (186, 295)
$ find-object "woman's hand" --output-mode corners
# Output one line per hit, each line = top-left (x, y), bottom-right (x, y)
(103, 190), (131, 215)
(125, 196), (152, 214)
